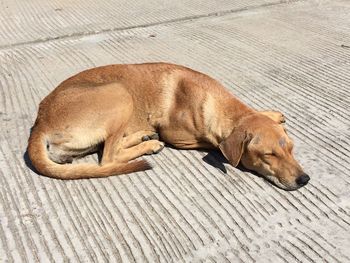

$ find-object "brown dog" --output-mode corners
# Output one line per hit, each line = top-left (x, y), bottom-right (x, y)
(28, 63), (309, 190)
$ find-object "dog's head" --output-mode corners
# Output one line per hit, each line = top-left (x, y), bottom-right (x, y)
(219, 113), (309, 190)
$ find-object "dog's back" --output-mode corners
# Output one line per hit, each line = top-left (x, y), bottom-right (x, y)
(28, 63), (232, 179)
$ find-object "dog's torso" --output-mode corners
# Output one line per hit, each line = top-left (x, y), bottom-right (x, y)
(36, 63), (251, 151)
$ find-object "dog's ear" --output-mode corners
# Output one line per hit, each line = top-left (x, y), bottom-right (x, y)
(219, 129), (251, 167)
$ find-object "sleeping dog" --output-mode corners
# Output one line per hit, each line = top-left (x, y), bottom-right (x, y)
(28, 63), (310, 190)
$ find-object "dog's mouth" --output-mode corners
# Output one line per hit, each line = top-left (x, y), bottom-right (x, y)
(264, 175), (305, 191)
(237, 163), (308, 191)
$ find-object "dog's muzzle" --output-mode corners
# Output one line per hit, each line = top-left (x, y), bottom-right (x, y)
(295, 173), (310, 186)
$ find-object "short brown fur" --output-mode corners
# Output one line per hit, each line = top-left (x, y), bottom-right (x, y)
(28, 63), (309, 190)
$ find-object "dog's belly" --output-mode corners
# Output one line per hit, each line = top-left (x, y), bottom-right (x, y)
(159, 127), (213, 149)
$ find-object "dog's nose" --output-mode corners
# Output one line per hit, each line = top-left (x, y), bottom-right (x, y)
(296, 173), (310, 186)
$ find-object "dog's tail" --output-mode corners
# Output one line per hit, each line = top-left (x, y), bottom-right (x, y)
(27, 129), (152, 180)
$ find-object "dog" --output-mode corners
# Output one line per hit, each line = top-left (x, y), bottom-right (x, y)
(28, 63), (310, 190)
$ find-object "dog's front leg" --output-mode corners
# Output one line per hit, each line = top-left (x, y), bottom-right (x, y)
(170, 141), (214, 150)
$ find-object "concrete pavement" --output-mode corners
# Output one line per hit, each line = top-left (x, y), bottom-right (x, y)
(1, 0), (350, 262)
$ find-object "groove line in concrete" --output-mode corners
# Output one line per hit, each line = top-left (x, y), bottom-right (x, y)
(0, 0), (303, 51)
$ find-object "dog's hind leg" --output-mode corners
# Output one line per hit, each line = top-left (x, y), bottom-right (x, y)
(100, 131), (125, 165)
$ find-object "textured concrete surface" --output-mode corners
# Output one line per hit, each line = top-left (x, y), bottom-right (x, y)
(1, 0), (350, 262)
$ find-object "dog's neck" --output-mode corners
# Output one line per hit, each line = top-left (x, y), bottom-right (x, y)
(203, 94), (254, 147)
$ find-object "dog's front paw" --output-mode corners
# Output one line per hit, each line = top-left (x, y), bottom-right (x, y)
(278, 113), (286, 124)
(270, 111), (286, 124)
(260, 110), (286, 124)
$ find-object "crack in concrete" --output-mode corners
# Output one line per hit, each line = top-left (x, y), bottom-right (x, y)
(0, 0), (305, 51)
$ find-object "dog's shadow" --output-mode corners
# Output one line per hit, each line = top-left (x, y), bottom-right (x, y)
(164, 143), (229, 174)
(23, 149), (40, 174)
(202, 150), (262, 178)
(202, 150), (228, 173)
